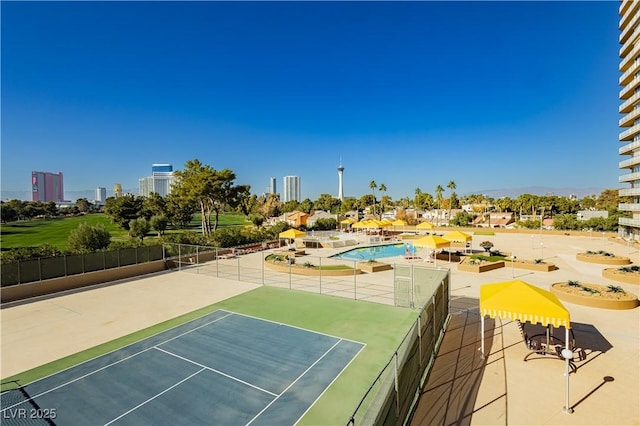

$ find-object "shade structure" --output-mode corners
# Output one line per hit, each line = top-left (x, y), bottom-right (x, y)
(340, 218), (356, 224)
(412, 235), (451, 249)
(480, 280), (571, 329)
(391, 219), (407, 226)
(479, 280), (572, 358)
(278, 229), (306, 239)
(442, 230), (472, 243)
(416, 221), (434, 230)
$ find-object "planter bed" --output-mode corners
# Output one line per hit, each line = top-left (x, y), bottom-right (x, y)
(264, 260), (360, 276)
(357, 261), (393, 273)
(458, 260), (505, 273)
(602, 268), (640, 285)
(510, 260), (557, 272)
(576, 253), (631, 265)
(551, 282), (638, 310)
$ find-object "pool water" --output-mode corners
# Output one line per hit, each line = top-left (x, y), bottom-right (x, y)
(332, 243), (417, 261)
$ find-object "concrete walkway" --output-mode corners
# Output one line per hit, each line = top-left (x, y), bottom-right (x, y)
(1, 232), (638, 425)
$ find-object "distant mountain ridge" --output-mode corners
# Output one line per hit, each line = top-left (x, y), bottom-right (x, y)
(465, 186), (608, 199)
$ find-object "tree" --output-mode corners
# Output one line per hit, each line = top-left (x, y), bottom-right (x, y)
(172, 159), (242, 235)
(149, 215), (168, 237)
(435, 185), (444, 224)
(129, 217), (150, 242)
(369, 180), (377, 218)
(68, 223), (111, 253)
(378, 183), (387, 218)
(446, 180), (456, 223)
(260, 194), (283, 219)
(0, 203), (17, 223)
(76, 198), (92, 213)
(141, 193), (166, 220)
(249, 214), (265, 228)
(104, 195), (142, 230)
(164, 193), (195, 228)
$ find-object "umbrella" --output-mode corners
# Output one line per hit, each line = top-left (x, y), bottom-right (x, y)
(340, 218), (356, 224)
(392, 219), (407, 226)
(479, 280), (571, 358)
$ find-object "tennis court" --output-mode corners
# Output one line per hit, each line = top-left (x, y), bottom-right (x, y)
(0, 309), (364, 425)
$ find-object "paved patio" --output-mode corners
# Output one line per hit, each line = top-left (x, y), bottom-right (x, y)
(1, 232), (638, 424)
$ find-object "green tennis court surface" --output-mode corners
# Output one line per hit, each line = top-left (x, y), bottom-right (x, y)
(1, 287), (419, 425)
(1, 309), (364, 425)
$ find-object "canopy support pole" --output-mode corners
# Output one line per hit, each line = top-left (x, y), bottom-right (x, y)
(481, 315), (485, 359)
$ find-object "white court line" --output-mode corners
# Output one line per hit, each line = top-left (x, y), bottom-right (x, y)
(221, 310), (366, 346)
(293, 341), (367, 425)
(102, 367), (206, 426)
(153, 347), (278, 397)
(245, 339), (343, 426)
(0, 312), (233, 413)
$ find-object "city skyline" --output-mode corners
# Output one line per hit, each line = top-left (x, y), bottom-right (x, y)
(2, 2), (621, 201)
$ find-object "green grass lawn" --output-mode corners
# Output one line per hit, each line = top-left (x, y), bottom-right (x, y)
(0, 213), (251, 251)
(0, 287), (417, 425)
(0, 214), (128, 251)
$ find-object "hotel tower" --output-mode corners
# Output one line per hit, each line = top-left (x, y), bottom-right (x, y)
(619, 0), (640, 242)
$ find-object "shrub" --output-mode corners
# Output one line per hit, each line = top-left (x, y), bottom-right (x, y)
(607, 285), (625, 294)
(479, 241), (494, 253)
(68, 223), (111, 254)
(568, 280), (581, 287)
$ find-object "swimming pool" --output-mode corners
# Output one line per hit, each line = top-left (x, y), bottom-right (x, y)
(332, 243), (417, 261)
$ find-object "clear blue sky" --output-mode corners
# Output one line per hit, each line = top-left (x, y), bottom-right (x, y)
(1, 1), (621, 201)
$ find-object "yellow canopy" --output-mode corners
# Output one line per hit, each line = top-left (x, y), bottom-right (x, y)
(480, 280), (571, 329)
(416, 221), (434, 230)
(392, 219), (407, 226)
(278, 229), (306, 239)
(412, 235), (450, 249)
(340, 218), (356, 224)
(442, 230), (472, 243)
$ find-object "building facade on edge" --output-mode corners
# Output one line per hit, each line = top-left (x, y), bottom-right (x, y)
(619, 0), (640, 241)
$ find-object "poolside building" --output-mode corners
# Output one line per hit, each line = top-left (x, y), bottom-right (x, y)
(618, 0), (640, 242)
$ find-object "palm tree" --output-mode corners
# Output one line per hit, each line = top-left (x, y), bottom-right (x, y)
(447, 180), (456, 225)
(435, 184), (444, 225)
(379, 183), (387, 219)
(369, 180), (377, 218)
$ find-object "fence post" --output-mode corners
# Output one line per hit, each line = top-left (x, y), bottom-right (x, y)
(417, 315), (422, 368)
(178, 244), (181, 271)
(82, 253), (85, 274)
(38, 258), (42, 282)
(64, 254), (67, 277)
(103, 251), (106, 271)
(353, 260), (357, 300)
(394, 351), (400, 419)
(319, 256), (322, 295)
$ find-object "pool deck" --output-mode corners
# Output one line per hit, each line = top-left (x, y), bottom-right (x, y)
(1, 231), (639, 425)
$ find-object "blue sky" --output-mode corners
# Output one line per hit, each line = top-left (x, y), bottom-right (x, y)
(1, 1), (621, 201)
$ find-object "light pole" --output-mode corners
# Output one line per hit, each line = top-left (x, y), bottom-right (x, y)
(511, 255), (516, 278)
(561, 348), (574, 414)
(540, 243), (544, 260)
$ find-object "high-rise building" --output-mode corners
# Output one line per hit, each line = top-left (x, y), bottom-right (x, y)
(337, 159), (345, 201)
(618, 1), (640, 242)
(95, 187), (107, 203)
(31, 171), (64, 202)
(283, 175), (301, 203)
(139, 164), (174, 197)
(114, 183), (123, 198)
(269, 177), (277, 195)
